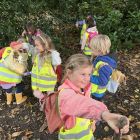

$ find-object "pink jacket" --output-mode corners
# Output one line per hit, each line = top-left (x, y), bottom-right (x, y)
(58, 79), (108, 129)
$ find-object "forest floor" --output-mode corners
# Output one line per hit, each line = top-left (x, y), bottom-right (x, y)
(0, 46), (140, 140)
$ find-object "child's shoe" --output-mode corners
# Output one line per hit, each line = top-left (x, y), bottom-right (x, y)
(6, 93), (13, 105)
(15, 93), (27, 104)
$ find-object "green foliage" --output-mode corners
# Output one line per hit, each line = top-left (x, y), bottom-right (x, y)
(76, 0), (140, 49)
(0, 0), (140, 50)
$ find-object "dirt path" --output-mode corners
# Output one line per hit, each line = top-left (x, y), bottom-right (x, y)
(0, 48), (140, 140)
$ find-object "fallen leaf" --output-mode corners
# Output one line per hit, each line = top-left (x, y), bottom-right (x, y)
(134, 89), (139, 93)
(25, 130), (33, 136)
(0, 127), (3, 132)
(39, 121), (48, 132)
(7, 133), (12, 140)
(21, 135), (28, 140)
(135, 122), (140, 129)
(120, 135), (133, 140)
(128, 115), (135, 122)
(24, 115), (28, 120)
(131, 133), (138, 138)
(103, 137), (112, 140)
(104, 126), (109, 132)
(11, 108), (20, 114)
(117, 106), (127, 113)
(11, 131), (23, 137)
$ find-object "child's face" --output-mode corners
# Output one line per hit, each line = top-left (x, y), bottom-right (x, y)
(68, 66), (92, 89)
(35, 40), (44, 53)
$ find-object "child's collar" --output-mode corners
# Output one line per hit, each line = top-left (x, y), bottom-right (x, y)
(64, 79), (91, 95)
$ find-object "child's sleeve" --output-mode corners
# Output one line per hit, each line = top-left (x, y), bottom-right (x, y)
(76, 20), (85, 27)
(59, 89), (109, 121)
(90, 65), (112, 86)
(51, 50), (62, 66)
(0, 48), (6, 59)
(51, 50), (62, 82)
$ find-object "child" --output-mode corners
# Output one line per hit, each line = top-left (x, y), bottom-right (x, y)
(0, 42), (28, 105)
(21, 22), (43, 46)
(81, 15), (98, 57)
(57, 54), (129, 139)
(76, 15), (97, 44)
(90, 34), (117, 101)
(31, 33), (62, 106)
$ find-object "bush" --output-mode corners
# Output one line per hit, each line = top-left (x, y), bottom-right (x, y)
(0, 0), (140, 50)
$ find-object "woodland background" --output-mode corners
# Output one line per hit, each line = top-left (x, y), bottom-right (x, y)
(0, 0), (140, 140)
(0, 0), (140, 51)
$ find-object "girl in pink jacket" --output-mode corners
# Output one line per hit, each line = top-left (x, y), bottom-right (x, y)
(58, 54), (129, 140)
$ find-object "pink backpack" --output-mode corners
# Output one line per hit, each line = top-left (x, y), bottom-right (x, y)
(87, 31), (98, 45)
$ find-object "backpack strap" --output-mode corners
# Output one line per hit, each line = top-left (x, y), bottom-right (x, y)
(55, 89), (65, 128)
(55, 89), (63, 117)
(95, 61), (113, 71)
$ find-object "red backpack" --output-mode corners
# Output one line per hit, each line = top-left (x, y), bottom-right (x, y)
(42, 90), (63, 133)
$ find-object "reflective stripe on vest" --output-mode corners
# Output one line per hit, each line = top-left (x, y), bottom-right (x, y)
(83, 45), (92, 56)
(31, 56), (57, 92)
(59, 117), (94, 140)
(0, 47), (22, 83)
(91, 61), (107, 95)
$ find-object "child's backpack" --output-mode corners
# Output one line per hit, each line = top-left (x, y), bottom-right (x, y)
(106, 69), (126, 93)
(3, 49), (28, 75)
(98, 63), (126, 94)
(87, 31), (98, 45)
(55, 65), (62, 83)
(42, 90), (63, 133)
(86, 27), (98, 47)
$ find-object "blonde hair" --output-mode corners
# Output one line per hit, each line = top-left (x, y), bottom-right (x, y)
(90, 34), (111, 55)
(62, 54), (92, 82)
(35, 33), (55, 51)
(34, 33), (55, 65)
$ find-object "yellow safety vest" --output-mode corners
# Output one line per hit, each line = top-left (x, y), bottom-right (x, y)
(31, 55), (57, 92)
(83, 32), (92, 56)
(0, 47), (22, 83)
(80, 23), (87, 41)
(91, 61), (107, 97)
(59, 117), (94, 140)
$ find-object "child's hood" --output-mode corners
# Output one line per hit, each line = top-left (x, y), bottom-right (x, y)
(93, 54), (117, 69)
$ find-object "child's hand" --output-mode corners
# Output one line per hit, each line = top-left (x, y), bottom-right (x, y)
(102, 111), (129, 134)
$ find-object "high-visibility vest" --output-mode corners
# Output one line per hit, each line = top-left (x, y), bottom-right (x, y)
(0, 47), (22, 83)
(91, 61), (107, 98)
(83, 45), (92, 56)
(31, 55), (57, 92)
(80, 23), (87, 41)
(83, 32), (92, 56)
(59, 117), (94, 140)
